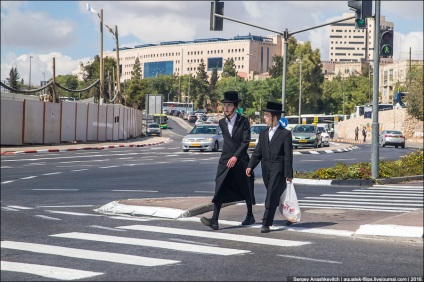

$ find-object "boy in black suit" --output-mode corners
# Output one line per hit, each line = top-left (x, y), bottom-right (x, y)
(246, 102), (293, 233)
(200, 91), (255, 230)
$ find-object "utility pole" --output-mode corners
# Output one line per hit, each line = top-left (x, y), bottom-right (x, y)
(99, 9), (104, 105)
(371, 0), (381, 179)
(52, 57), (56, 103)
(115, 25), (121, 104)
(29, 56), (33, 90)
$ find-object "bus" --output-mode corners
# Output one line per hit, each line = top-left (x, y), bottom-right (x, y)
(352, 103), (393, 118)
(393, 92), (407, 107)
(163, 102), (194, 114)
(285, 114), (345, 126)
(153, 114), (168, 129)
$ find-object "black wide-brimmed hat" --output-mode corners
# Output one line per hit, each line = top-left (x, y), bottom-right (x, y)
(263, 101), (285, 113)
(220, 91), (242, 103)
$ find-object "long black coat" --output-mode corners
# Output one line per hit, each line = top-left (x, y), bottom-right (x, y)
(212, 114), (255, 205)
(248, 125), (293, 208)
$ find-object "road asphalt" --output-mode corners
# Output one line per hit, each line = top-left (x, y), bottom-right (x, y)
(1, 131), (423, 241)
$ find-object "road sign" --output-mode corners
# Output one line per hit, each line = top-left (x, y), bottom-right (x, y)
(279, 117), (288, 128)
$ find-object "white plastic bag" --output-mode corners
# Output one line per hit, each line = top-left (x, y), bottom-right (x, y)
(279, 181), (301, 223)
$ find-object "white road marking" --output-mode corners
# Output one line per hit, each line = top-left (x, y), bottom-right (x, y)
(33, 189), (79, 191)
(1, 152), (141, 163)
(194, 191), (214, 193)
(34, 215), (62, 220)
(1, 261), (103, 280)
(111, 190), (158, 192)
(71, 169), (90, 172)
(108, 216), (153, 222)
(299, 203), (415, 212)
(302, 197), (422, 203)
(37, 205), (94, 208)
(277, 254), (342, 264)
(51, 232), (250, 256)
(46, 210), (101, 216)
(1, 241), (179, 267)
(320, 194), (420, 199)
(117, 225), (311, 247)
(89, 225), (126, 232)
(1, 207), (19, 211)
(99, 165), (119, 169)
(118, 157), (133, 160)
(8, 205), (33, 209)
(21, 176), (37, 180)
(373, 185), (423, 189)
(337, 191), (422, 196)
(60, 160), (107, 164)
(1, 166), (13, 169)
(42, 172), (63, 176)
(299, 199), (422, 206)
(360, 189), (422, 193)
(1, 180), (15, 184)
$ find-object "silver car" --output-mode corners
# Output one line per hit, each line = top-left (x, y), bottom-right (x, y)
(147, 123), (161, 136)
(292, 124), (322, 148)
(182, 124), (224, 152)
(379, 130), (405, 148)
(317, 126), (330, 147)
(249, 124), (267, 151)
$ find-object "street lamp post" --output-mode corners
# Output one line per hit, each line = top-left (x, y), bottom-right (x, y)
(29, 56), (33, 90)
(42, 72), (45, 94)
(296, 58), (302, 124)
(188, 62), (192, 112)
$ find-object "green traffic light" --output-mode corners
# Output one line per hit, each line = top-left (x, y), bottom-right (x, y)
(355, 18), (366, 28)
(381, 44), (393, 55)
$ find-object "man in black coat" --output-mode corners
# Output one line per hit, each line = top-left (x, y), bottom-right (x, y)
(200, 91), (256, 230)
(246, 101), (293, 233)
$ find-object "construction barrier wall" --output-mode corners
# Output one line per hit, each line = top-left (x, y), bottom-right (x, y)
(1, 99), (144, 146)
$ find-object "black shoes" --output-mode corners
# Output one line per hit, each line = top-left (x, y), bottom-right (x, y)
(285, 221), (293, 226)
(261, 225), (271, 233)
(241, 215), (256, 225)
(200, 217), (219, 230)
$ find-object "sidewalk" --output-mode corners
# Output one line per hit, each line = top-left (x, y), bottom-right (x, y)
(0, 136), (171, 155)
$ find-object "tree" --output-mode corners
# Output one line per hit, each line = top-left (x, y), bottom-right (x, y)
(268, 55), (283, 78)
(221, 58), (236, 78)
(209, 66), (220, 112)
(7, 67), (20, 91)
(131, 57), (142, 80)
(194, 59), (210, 111)
(406, 65), (423, 121)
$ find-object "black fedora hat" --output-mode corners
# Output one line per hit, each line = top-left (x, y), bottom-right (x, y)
(220, 91), (242, 103)
(263, 101), (285, 113)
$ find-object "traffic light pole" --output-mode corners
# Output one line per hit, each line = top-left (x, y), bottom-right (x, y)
(371, 1), (381, 179)
(213, 13), (354, 116)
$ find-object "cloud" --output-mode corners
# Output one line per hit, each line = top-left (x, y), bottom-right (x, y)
(394, 31), (424, 61)
(0, 2), (77, 51)
(1, 52), (91, 86)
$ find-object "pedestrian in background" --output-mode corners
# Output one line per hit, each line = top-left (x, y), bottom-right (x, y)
(362, 127), (367, 142)
(246, 101), (293, 233)
(200, 91), (256, 230)
(355, 126), (359, 141)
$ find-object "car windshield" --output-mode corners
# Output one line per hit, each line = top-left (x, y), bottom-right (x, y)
(190, 126), (218, 134)
(251, 125), (267, 134)
(293, 125), (315, 133)
(149, 124), (159, 128)
(317, 127), (325, 132)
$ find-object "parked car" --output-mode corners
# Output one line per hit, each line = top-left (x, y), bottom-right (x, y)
(188, 114), (197, 123)
(379, 130), (405, 148)
(163, 109), (169, 115)
(168, 109), (177, 116)
(147, 123), (161, 136)
(249, 124), (267, 150)
(292, 124), (322, 148)
(195, 119), (205, 126)
(317, 125), (331, 147)
(206, 117), (219, 124)
(182, 124), (223, 152)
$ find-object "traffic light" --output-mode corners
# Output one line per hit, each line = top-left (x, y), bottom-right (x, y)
(210, 1), (224, 31)
(348, 0), (372, 29)
(380, 29), (394, 57)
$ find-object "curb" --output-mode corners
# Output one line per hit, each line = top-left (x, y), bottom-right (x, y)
(376, 175), (424, 184)
(0, 140), (169, 155)
(292, 178), (373, 186)
(354, 224), (423, 239)
(333, 139), (365, 145)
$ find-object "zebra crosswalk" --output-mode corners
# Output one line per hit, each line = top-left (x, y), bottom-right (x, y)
(298, 184), (423, 212)
(1, 220), (312, 280)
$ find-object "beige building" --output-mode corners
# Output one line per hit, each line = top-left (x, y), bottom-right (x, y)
(379, 60), (423, 104)
(103, 35), (284, 82)
(329, 12), (393, 64)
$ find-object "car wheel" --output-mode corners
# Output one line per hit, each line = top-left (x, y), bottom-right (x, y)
(212, 141), (219, 152)
(382, 143), (386, 147)
(395, 145), (398, 148)
(401, 144), (405, 149)
(294, 146), (298, 149)
(200, 149), (205, 152)
(183, 149), (189, 152)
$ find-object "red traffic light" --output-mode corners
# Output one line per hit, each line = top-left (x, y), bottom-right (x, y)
(382, 31), (393, 42)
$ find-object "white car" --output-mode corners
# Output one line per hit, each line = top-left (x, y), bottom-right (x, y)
(182, 124), (224, 152)
(317, 126), (330, 147)
(249, 124), (268, 150)
(379, 130), (405, 148)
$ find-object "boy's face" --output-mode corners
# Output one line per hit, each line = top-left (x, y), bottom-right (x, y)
(263, 112), (274, 126)
(223, 103), (236, 117)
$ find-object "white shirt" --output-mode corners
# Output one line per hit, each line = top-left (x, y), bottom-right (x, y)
(226, 114), (237, 137)
(269, 124), (279, 141)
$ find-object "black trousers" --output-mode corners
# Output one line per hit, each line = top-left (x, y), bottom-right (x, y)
(262, 207), (277, 226)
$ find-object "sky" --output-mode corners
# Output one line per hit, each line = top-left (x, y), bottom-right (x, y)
(1, 1), (423, 87)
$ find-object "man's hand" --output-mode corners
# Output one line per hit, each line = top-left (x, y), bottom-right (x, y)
(287, 178), (293, 182)
(246, 168), (252, 177)
(227, 156), (237, 168)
